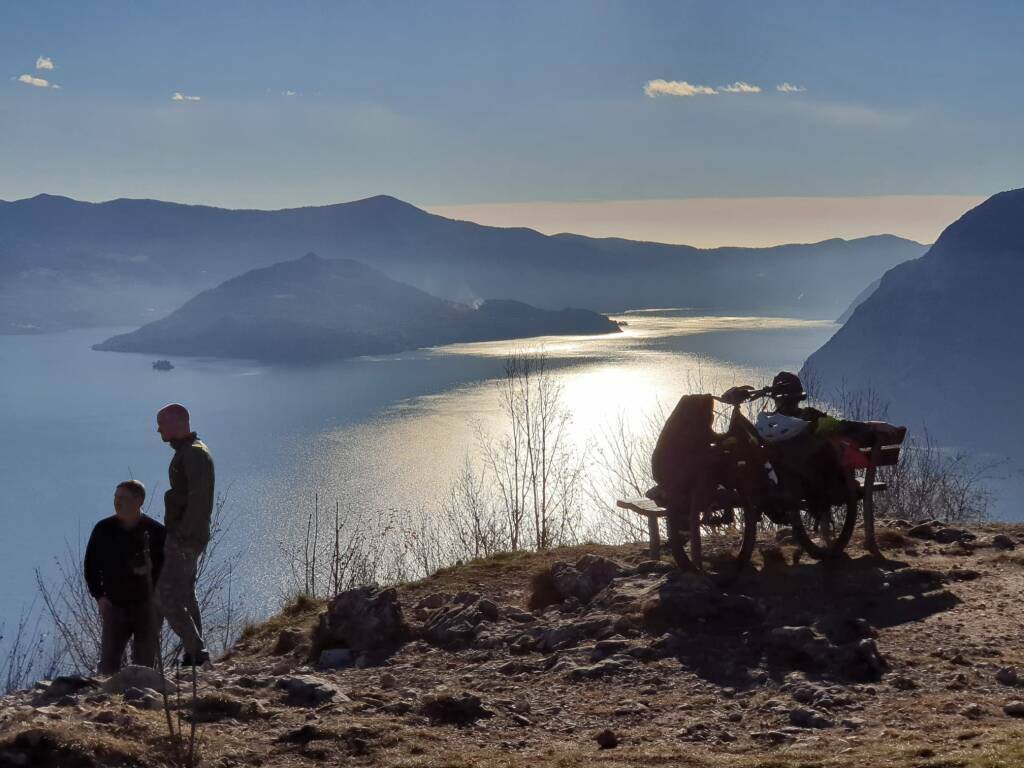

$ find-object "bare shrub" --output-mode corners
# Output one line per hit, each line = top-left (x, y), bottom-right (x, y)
(825, 383), (996, 524)
(0, 601), (63, 694)
(875, 430), (995, 524)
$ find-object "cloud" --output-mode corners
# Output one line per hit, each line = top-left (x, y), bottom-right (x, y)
(644, 79), (718, 97)
(16, 74), (56, 88)
(35, 56), (54, 71)
(283, 90), (298, 97)
(719, 81), (761, 93)
(776, 82), (807, 93)
(172, 92), (201, 101)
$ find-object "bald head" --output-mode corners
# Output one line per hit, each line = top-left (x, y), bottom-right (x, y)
(157, 403), (192, 443)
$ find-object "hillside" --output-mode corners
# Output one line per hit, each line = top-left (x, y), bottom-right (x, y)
(802, 188), (1024, 452)
(3, 520), (1024, 767)
(92, 254), (619, 362)
(0, 194), (926, 333)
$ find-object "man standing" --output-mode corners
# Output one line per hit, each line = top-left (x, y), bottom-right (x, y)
(156, 403), (214, 667)
(84, 480), (165, 674)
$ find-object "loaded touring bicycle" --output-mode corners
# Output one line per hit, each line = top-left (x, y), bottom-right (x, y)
(617, 383), (907, 578)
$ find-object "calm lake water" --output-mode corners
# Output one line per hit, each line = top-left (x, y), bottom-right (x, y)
(8, 309), (1012, 632)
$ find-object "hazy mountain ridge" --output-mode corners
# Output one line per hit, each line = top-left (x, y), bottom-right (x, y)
(803, 187), (1024, 451)
(0, 194), (926, 332)
(93, 253), (620, 362)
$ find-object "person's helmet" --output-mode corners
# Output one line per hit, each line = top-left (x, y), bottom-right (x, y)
(771, 371), (807, 402)
(755, 412), (811, 443)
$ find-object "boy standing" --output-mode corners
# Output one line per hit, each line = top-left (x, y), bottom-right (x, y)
(84, 480), (165, 674)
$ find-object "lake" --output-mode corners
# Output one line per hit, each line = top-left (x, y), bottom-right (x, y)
(0, 310), (931, 629)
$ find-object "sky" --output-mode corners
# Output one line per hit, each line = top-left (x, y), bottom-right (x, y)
(2, 1), (1022, 245)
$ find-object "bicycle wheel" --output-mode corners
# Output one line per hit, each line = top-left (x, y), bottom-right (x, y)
(788, 476), (858, 559)
(667, 490), (759, 577)
(699, 501), (759, 581)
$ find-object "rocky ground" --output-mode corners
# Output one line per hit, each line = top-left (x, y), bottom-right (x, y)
(3, 519), (1024, 767)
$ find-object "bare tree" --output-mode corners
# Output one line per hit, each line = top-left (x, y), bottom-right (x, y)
(481, 351), (585, 550)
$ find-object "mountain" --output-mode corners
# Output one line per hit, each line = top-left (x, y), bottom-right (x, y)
(836, 278), (881, 323)
(0, 194), (927, 333)
(93, 253), (619, 362)
(802, 188), (1024, 451)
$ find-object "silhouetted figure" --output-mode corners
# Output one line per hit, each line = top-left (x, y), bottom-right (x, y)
(155, 403), (215, 667)
(769, 371), (827, 424)
(84, 480), (165, 674)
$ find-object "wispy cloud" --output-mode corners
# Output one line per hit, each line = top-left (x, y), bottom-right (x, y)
(35, 56), (54, 71)
(283, 90), (298, 97)
(720, 81), (761, 93)
(172, 92), (201, 102)
(644, 79), (718, 97)
(776, 82), (807, 93)
(16, 74), (58, 88)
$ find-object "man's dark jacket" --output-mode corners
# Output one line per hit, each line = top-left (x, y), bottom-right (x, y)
(165, 433), (215, 549)
(84, 516), (166, 606)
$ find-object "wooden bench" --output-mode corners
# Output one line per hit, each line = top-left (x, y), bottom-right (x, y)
(616, 496), (668, 559)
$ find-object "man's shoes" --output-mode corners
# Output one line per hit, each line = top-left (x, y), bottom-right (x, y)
(181, 649), (211, 668)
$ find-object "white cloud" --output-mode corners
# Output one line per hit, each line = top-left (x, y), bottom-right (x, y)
(172, 92), (201, 101)
(644, 79), (718, 97)
(35, 56), (55, 70)
(283, 90), (298, 97)
(16, 74), (55, 88)
(776, 82), (807, 93)
(719, 81), (761, 93)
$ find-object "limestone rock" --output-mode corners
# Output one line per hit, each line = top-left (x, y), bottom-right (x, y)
(992, 534), (1016, 551)
(276, 675), (348, 706)
(419, 691), (493, 724)
(550, 555), (626, 604)
(101, 665), (175, 695)
(311, 585), (407, 661)
(1004, 701), (1024, 717)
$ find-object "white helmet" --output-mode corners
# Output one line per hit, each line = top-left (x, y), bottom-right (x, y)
(755, 412), (811, 443)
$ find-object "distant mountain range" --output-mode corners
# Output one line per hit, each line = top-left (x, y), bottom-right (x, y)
(803, 188), (1024, 452)
(93, 254), (619, 362)
(0, 194), (927, 333)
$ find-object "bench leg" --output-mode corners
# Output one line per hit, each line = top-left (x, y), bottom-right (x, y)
(647, 514), (661, 560)
(689, 490), (703, 572)
(863, 441), (881, 557)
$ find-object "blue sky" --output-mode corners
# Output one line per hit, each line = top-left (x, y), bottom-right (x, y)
(2, 1), (1022, 241)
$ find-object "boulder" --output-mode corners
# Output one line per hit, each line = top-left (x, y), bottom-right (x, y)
(276, 674), (348, 706)
(419, 691), (493, 724)
(768, 627), (887, 680)
(318, 648), (355, 668)
(272, 627), (307, 655)
(768, 626), (834, 668)
(421, 593), (505, 648)
(32, 675), (98, 705)
(992, 534), (1016, 551)
(101, 665), (176, 695)
(311, 585), (407, 661)
(996, 667), (1019, 687)
(935, 527), (976, 544)
(907, 520), (942, 540)
(639, 572), (732, 631)
(1004, 701), (1024, 717)
(550, 555), (626, 604)
(789, 705), (834, 729)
